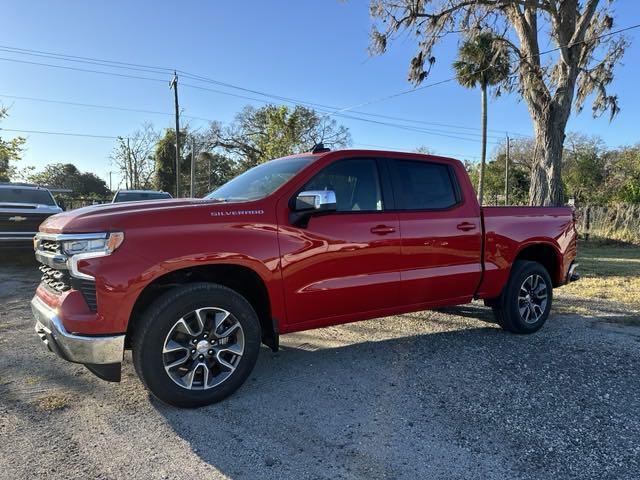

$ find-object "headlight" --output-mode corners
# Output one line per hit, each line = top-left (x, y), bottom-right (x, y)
(63, 232), (125, 281)
(62, 232), (125, 256)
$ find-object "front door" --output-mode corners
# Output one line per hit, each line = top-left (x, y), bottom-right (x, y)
(277, 157), (402, 327)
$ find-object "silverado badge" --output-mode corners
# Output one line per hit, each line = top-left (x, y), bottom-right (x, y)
(9, 216), (28, 222)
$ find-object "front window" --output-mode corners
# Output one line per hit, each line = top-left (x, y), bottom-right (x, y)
(205, 156), (314, 202)
(0, 187), (56, 206)
(302, 158), (383, 212)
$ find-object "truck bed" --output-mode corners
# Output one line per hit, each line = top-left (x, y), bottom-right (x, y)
(477, 206), (577, 299)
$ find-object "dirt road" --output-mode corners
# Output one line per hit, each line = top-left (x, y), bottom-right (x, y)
(1, 252), (639, 479)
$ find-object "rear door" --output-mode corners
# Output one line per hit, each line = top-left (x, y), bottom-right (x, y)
(388, 158), (482, 306)
(278, 157), (402, 326)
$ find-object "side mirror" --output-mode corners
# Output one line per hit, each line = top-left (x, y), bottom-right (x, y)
(294, 190), (337, 212)
(290, 190), (337, 227)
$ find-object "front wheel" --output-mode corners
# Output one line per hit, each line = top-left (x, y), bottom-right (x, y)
(132, 283), (261, 407)
(492, 260), (553, 334)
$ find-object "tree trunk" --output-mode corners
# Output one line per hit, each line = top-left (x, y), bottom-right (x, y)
(477, 84), (488, 205)
(528, 112), (568, 206)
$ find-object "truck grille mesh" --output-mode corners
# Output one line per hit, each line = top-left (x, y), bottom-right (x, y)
(36, 241), (97, 312)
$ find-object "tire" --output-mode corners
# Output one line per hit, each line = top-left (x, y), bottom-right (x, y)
(132, 282), (261, 407)
(492, 260), (553, 334)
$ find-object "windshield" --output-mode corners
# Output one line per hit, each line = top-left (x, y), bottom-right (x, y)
(205, 156), (314, 201)
(114, 191), (172, 202)
(0, 187), (56, 206)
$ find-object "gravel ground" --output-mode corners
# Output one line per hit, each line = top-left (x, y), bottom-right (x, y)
(1, 251), (639, 480)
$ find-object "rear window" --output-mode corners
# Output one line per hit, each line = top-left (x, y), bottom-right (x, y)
(0, 188), (56, 206)
(114, 192), (172, 202)
(390, 160), (458, 210)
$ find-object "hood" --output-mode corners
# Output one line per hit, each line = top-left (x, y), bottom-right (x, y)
(39, 198), (217, 233)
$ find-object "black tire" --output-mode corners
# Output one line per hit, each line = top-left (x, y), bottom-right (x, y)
(492, 260), (553, 334)
(132, 282), (261, 408)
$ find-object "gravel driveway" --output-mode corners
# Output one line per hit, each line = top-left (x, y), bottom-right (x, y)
(1, 251), (639, 480)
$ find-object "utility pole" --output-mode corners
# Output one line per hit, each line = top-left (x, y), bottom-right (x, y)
(505, 133), (510, 205)
(108, 171), (112, 192)
(170, 71), (180, 198)
(190, 136), (196, 197)
(126, 137), (132, 189)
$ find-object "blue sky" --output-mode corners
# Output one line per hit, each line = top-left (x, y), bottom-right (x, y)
(1, 0), (639, 190)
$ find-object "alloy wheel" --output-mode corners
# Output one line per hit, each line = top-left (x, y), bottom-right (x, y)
(517, 274), (548, 324)
(162, 307), (244, 390)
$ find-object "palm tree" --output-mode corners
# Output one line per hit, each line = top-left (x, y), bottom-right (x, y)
(453, 32), (510, 205)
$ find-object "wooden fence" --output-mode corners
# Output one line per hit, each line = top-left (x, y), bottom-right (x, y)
(576, 204), (640, 244)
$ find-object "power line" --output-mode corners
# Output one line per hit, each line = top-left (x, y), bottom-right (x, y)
(0, 89), (503, 145)
(0, 93), (214, 123)
(323, 23), (640, 118)
(0, 56), (168, 84)
(0, 43), (527, 137)
(0, 127), (118, 139)
(352, 142), (480, 159)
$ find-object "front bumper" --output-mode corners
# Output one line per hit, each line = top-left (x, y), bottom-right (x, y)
(31, 295), (125, 365)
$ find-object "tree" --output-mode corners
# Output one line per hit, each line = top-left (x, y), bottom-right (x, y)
(111, 123), (158, 190)
(562, 133), (607, 204)
(369, 0), (629, 205)
(154, 128), (190, 196)
(29, 163), (110, 196)
(0, 105), (26, 181)
(453, 32), (510, 205)
(193, 151), (236, 197)
(206, 104), (351, 170)
(604, 144), (640, 204)
(466, 153), (530, 205)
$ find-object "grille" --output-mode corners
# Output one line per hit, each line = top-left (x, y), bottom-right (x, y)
(39, 264), (71, 293)
(0, 212), (50, 233)
(37, 251), (98, 312)
(40, 240), (62, 254)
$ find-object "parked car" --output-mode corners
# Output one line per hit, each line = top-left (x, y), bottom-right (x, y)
(0, 183), (62, 248)
(112, 189), (172, 203)
(30, 147), (579, 407)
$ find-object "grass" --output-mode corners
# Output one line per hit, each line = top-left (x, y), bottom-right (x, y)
(35, 393), (71, 412)
(559, 241), (640, 317)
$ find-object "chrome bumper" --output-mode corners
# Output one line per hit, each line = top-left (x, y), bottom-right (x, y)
(566, 262), (580, 284)
(31, 295), (124, 365)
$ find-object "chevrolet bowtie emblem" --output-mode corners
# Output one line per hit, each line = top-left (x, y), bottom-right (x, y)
(8, 216), (27, 222)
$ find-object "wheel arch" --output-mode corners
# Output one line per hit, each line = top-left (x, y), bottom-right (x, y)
(125, 262), (278, 351)
(512, 241), (563, 287)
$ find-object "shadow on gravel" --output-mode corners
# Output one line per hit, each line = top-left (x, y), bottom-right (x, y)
(151, 316), (640, 480)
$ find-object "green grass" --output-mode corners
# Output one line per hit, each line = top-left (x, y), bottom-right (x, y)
(561, 241), (640, 311)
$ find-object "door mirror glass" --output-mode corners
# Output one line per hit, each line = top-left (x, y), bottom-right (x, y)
(294, 190), (337, 212)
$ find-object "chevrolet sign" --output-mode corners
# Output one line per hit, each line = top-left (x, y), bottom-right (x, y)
(8, 216), (28, 222)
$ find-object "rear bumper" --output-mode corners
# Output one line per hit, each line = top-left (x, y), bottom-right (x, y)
(566, 262), (580, 284)
(31, 294), (125, 365)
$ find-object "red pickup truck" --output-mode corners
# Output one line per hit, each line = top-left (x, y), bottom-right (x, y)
(31, 148), (578, 407)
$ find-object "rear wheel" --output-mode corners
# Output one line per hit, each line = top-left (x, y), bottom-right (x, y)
(132, 283), (261, 407)
(492, 260), (552, 334)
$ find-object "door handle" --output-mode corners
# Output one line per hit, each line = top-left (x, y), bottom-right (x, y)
(457, 222), (476, 232)
(370, 225), (396, 235)
(456, 222), (477, 231)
